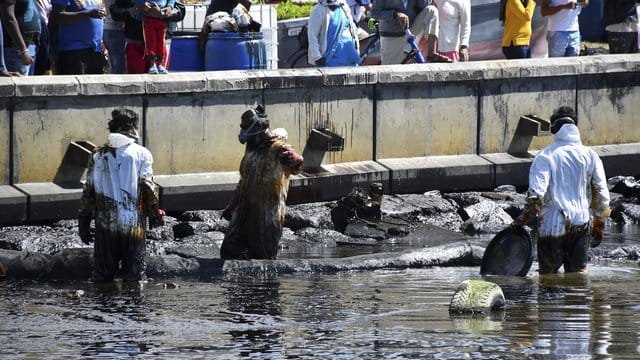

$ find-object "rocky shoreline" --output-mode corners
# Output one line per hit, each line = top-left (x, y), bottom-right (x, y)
(1, 176), (640, 280)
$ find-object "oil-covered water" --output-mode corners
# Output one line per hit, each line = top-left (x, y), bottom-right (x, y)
(1, 225), (639, 359)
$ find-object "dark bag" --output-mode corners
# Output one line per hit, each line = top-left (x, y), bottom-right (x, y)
(297, 25), (309, 49)
(174, 0), (186, 22)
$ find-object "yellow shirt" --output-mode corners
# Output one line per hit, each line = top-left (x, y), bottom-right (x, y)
(501, 0), (537, 47)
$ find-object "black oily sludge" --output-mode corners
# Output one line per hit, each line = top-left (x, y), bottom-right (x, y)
(0, 242), (480, 280)
(2, 177), (640, 280)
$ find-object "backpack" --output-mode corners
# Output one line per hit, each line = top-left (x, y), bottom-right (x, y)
(297, 25), (309, 49)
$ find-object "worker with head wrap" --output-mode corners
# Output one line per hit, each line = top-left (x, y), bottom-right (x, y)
(220, 105), (303, 260)
(78, 108), (164, 282)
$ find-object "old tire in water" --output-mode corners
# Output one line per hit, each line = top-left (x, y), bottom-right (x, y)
(448, 279), (505, 314)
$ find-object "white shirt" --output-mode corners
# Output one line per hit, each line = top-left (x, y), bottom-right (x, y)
(527, 124), (610, 237)
(546, 0), (581, 32)
(88, 134), (154, 228)
(437, 0), (471, 52)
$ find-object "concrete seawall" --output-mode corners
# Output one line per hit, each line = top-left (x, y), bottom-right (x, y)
(1, 55), (639, 224)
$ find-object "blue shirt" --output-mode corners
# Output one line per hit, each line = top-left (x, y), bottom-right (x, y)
(52, 0), (104, 51)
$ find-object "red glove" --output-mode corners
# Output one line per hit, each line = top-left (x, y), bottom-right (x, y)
(281, 149), (303, 169)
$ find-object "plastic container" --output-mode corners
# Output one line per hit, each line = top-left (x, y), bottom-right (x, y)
(205, 32), (267, 71)
(169, 35), (205, 72)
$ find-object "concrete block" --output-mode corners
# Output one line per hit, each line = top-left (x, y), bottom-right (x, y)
(288, 161), (390, 204)
(317, 66), (377, 86)
(266, 86), (374, 165)
(145, 91), (262, 174)
(263, 68), (324, 89)
(146, 72), (208, 94)
(379, 155), (494, 194)
(0, 77), (15, 97)
(79, 74), (146, 95)
(13, 182), (82, 222)
(593, 143), (640, 178)
(154, 172), (240, 212)
(205, 69), (267, 91)
(481, 153), (533, 189)
(0, 185), (27, 225)
(13, 75), (79, 97)
(13, 97), (142, 183)
(376, 82), (477, 158)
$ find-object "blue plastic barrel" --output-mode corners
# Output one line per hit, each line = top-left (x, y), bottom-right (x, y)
(205, 32), (267, 71)
(169, 35), (204, 72)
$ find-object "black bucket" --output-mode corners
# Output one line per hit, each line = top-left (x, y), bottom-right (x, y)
(480, 225), (534, 277)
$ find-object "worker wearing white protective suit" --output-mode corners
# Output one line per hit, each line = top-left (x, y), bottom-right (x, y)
(79, 108), (164, 282)
(514, 106), (610, 274)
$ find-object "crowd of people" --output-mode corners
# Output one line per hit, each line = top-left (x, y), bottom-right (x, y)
(0, 0), (637, 75)
(309, 0), (638, 67)
(0, 0), (184, 76)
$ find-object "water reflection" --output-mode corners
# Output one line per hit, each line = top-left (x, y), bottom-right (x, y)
(223, 275), (284, 357)
(3, 224), (640, 358)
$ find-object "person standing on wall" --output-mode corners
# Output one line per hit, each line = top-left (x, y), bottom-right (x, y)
(0, 19), (20, 75)
(603, 0), (640, 54)
(79, 108), (165, 282)
(50, 0), (106, 74)
(371, 0), (451, 64)
(134, 0), (174, 74)
(103, 0), (126, 73)
(0, 0), (42, 75)
(513, 106), (611, 274)
(500, 0), (536, 59)
(436, 0), (471, 62)
(308, 0), (361, 67)
(541, 0), (587, 57)
(110, 0), (184, 74)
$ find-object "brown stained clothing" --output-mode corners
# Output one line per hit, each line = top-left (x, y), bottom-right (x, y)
(79, 146), (161, 282)
(537, 222), (590, 274)
(221, 138), (303, 260)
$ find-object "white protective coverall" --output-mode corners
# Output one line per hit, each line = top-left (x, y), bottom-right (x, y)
(527, 123), (610, 238)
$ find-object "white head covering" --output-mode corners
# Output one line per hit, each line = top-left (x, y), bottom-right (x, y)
(271, 128), (288, 141)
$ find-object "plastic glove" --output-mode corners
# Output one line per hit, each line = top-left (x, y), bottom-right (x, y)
(78, 214), (94, 245)
(512, 196), (541, 226)
(590, 217), (605, 248)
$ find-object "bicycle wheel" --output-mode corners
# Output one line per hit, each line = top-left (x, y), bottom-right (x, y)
(287, 49), (311, 68)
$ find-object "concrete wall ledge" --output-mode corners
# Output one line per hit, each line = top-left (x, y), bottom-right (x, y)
(2, 144), (639, 225)
(12, 183), (83, 222)
(1, 54), (639, 97)
(0, 185), (27, 224)
(379, 155), (495, 194)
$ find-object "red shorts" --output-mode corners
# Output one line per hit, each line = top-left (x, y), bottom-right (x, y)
(125, 41), (171, 74)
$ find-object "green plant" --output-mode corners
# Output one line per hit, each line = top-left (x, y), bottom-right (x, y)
(275, 0), (314, 20)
